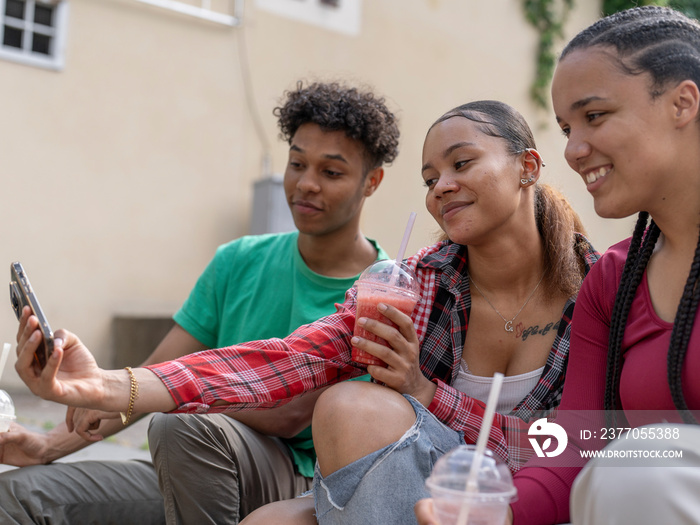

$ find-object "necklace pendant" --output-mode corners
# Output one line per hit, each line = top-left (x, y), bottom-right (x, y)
(504, 320), (514, 332)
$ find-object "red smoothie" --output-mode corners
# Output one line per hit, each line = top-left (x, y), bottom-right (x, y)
(352, 284), (418, 367)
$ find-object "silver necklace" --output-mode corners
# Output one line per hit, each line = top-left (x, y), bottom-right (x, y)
(470, 273), (545, 332)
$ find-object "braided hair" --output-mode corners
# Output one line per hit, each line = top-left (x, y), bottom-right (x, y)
(562, 6), (700, 425)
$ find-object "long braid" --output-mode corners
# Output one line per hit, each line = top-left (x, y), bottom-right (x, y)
(604, 214), (648, 421)
(668, 230), (700, 424)
(604, 213), (659, 427)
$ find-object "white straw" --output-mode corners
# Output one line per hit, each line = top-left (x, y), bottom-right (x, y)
(456, 372), (505, 525)
(395, 211), (417, 263)
(0, 344), (11, 382)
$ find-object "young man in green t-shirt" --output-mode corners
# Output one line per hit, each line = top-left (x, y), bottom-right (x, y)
(0, 81), (400, 524)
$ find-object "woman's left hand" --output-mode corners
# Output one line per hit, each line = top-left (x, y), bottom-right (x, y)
(351, 303), (437, 406)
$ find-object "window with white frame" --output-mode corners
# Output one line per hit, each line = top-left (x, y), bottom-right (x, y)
(0, 0), (69, 70)
(134, 0), (240, 26)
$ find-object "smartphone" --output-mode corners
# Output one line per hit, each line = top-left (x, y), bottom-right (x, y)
(9, 262), (54, 368)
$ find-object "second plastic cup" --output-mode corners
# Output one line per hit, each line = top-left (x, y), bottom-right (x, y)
(0, 390), (16, 432)
(425, 445), (517, 525)
(352, 259), (420, 367)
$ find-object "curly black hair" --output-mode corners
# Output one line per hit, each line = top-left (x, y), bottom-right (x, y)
(273, 81), (400, 172)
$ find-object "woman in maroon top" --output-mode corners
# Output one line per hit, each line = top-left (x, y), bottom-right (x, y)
(414, 6), (700, 525)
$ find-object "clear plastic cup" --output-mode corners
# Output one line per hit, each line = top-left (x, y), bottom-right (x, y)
(425, 445), (517, 525)
(0, 389), (16, 432)
(352, 259), (420, 367)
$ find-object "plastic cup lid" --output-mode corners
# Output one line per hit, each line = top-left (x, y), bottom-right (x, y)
(426, 445), (517, 501)
(355, 259), (420, 296)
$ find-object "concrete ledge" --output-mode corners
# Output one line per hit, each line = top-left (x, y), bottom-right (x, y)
(112, 316), (175, 369)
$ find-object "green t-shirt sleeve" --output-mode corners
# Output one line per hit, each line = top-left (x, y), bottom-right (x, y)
(173, 244), (233, 348)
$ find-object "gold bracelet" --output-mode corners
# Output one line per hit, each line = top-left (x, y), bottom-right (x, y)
(120, 367), (139, 426)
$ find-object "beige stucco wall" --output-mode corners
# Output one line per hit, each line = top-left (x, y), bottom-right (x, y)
(0, 0), (631, 390)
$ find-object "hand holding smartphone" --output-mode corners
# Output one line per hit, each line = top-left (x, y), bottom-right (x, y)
(9, 262), (54, 368)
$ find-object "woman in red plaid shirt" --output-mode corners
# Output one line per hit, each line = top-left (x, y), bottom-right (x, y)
(16, 100), (598, 525)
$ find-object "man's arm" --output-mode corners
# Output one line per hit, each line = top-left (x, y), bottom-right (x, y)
(142, 322), (209, 366)
(231, 387), (328, 438)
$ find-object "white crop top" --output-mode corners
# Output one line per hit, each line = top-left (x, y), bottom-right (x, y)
(452, 359), (544, 414)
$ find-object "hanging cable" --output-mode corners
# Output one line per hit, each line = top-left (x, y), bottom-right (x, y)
(236, 2), (273, 176)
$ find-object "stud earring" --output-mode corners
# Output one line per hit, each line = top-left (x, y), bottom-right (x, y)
(520, 177), (534, 185)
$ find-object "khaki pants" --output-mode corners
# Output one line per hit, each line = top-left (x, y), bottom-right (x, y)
(0, 459), (164, 524)
(148, 413), (312, 525)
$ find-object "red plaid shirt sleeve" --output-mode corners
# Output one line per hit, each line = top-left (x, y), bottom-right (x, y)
(147, 298), (365, 413)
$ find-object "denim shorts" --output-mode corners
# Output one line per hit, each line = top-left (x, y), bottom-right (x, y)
(312, 394), (464, 525)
